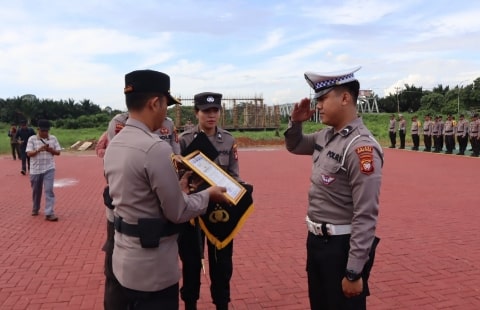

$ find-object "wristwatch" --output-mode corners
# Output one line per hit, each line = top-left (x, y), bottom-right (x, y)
(345, 269), (362, 281)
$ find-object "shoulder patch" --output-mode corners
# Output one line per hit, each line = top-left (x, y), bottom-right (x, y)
(355, 145), (374, 175)
(233, 143), (238, 160)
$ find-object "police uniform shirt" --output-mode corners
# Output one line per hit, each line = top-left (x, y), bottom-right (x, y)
(456, 119), (468, 137)
(389, 118), (396, 133)
(444, 120), (454, 135)
(471, 120), (479, 138)
(285, 117), (383, 272)
(411, 120), (420, 134)
(104, 118), (211, 292)
(179, 125), (241, 182)
(423, 120), (433, 135)
(153, 117), (180, 155)
(106, 112), (129, 141)
(399, 119), (406, 131)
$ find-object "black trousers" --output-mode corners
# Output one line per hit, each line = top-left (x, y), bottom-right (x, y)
(411, 134), (419, 150)
(470, 137), (480, 155)
(10, 143), (20, 159)
(399, 130), (406, 148)
(423, 135), (432, 151)
(179, 222), (233, 307)
(20, 147), (30, 171)
(433, 135), (442, 152)
(122, 283), (179, 310)
(457, 134), (468, 153)
(306, 233), (379, 310)
(445, 135), (455, 152)
(103, 220), (129, 310)
(389, 132), (396, 147)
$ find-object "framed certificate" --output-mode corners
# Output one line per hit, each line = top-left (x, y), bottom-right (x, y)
(182, 150), (246, 205)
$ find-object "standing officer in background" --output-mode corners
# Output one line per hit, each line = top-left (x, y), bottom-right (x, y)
(179, 92), (242, 310)
(438, 115), (445, 152)
(423, 114), (433, 152)
(432, 116), (441, 153)
(410, 115), (420, 151)
(285, 67), (383, 310)
(469, 113), (479, 157)
(104, 69), (228, 309)
(388, 114), (396, 148)
(8, 123), (21, 160)
(456, 114), (469, 155)
(398, 114), (406, 149)
(443, 114), (455, 154)
(15, 120), (36, 175)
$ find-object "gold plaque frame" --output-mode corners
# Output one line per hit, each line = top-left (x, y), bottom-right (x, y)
(182, 150), (246, 205)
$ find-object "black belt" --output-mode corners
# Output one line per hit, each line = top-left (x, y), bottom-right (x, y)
(445, 130), (453, 133)
(457, 131), (463, 133)
(114, 216), (140, 237)
(113, 216), (180, 238)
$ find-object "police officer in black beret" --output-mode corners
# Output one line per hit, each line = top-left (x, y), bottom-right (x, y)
(178, 92), (242, 310)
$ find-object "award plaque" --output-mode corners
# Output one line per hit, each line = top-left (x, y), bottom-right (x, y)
(182, 150), (246, 205)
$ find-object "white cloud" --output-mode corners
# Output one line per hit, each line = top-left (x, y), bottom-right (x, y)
(0, 0), (479, 111)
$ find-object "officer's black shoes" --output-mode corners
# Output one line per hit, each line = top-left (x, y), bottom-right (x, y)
(21, 170), (26, 175)
(185, 302), (197, 310)
(45, 214), (58, 222)
(32, 210), (39, 216)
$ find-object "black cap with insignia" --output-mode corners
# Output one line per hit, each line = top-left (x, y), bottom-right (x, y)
(194, 92), (222, 111)
(124, 70), (180, 106)
(304, 67), (361, 99)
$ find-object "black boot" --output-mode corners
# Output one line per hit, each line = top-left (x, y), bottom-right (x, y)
(216, 304), (228, 310)
(185, 301), (197, 310)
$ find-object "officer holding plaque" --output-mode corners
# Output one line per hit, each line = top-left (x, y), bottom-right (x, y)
(178, 92), (252, 310)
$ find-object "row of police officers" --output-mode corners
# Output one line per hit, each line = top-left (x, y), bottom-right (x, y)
(390, 113), (480, 156)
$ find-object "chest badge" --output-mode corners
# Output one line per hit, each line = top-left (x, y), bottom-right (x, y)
(321, 174), (336, 185)
(160, 127), (169, 135)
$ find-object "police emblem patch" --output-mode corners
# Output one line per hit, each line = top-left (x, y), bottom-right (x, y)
(355, 145), (374, 175)
(159, 127), (169, 135)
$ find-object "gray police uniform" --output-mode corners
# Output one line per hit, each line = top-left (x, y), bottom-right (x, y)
(456, 118), (468, 155)
(423, 119), (433, 151)
(179, 125), (240, 181)
(104, 118), (211, 292)
(443, 119), (455, 153)
(285, 117), (383, 273)
(154, 117), (180, 155)
(411, 119), (420, 150)
(178, 124), (241, 308)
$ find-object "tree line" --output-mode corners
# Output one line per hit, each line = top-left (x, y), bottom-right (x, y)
(1, 77), (479, 129)
(376, 77), (480, 115)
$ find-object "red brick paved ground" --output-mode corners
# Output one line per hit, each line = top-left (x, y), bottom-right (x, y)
(0, 148), (479, 309)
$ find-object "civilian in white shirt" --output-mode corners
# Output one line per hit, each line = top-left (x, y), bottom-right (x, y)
(26, 119), (62, 221)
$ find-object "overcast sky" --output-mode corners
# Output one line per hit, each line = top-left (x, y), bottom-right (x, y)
(1, 0), (479, 110)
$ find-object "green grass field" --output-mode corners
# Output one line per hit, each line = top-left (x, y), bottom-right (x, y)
(0, 113), (417, 154)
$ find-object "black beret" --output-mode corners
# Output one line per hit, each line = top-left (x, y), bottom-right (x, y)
(124, 70), (180, 106)
(194, 92), (222, 110)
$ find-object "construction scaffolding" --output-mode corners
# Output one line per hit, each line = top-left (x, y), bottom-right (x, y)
(173, 96), (280, 131)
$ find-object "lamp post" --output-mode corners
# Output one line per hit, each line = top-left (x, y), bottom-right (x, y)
(457, 80), (468, 117)
(394, 86), (401, 113)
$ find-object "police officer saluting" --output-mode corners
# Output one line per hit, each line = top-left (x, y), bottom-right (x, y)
(285, 67), (383, 309)
(104, 70), (228, 309)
